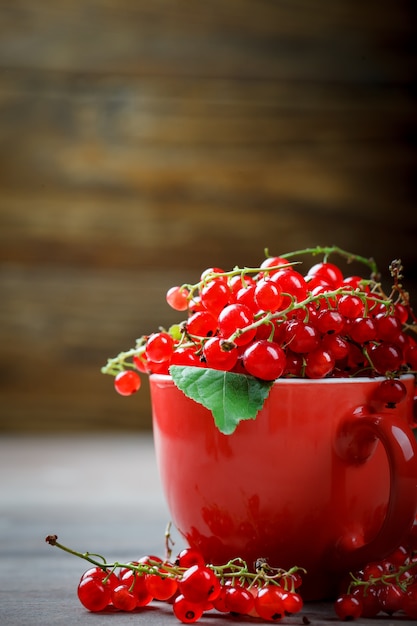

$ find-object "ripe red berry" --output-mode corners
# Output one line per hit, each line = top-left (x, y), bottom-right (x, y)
(373, 378), (407, 408)
(218, 304), (256, 346)
(146, 332), (174, 363)
(179, 565), (221, 604)
(334, 593), (363, 620)
(202, 337), (238, 371)
(166, 285), (190, 311)
(306, 261), (344, 288)
(243, 340), (286, 380)
(114, 370), (141, 396)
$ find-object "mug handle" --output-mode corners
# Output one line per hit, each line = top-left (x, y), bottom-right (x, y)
(332, 406), (417, 571)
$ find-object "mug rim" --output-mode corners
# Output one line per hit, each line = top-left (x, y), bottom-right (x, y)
(150, 372), (416, 385)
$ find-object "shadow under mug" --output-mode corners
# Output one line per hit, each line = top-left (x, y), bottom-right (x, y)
(150, 373), (417, 600)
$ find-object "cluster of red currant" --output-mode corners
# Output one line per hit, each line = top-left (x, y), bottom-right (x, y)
(334, 531), (417, 620)
(45, 535), (305, 623)
(102, 246), (417, 404)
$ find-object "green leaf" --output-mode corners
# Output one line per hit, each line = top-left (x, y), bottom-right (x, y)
(169, 365), (273, 435)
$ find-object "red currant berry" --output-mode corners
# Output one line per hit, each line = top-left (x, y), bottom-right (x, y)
(225, 585), (255, 615)
(315, 309), (345, 334)
(271, 269), (308, 306)
(114, 370), (141, 396)
(394, 302), (409, 324)
(403, 583), (417, 619)
(304, 348), (335, 378)
(352, 585), (380, 618)
(243, 339), (286, 380)
(235, 284), (258, 313)
(146, 332), (174, 363)
(120, 570), (153, 607)
(321, 334), (350, 361)
(176, 548), (205, 569)
(170, 347), (202, 367)
(377, 582), (405, 615)
(218, 303), (256, 346)
(200, 279), (230, 315)
(281, 590), (303, 615)
(254, 279), (283, 312)
(111, 584), (137, 611)
(334, 593), (362, 620)
(260, 256), (290, 275)
(228, 273), (256, 296)
(373, 378), (407, 408)
(306, 262), (344, 288)
(145, 573), (178, 601)
(348, 318), (377, 344)
(368, 342), (403, 375)
(202, 337), (238, 371)
(284, 320), (320, 354)
(338, 294), (365, 319)
(77, 576), (112, 612)
(374, 313), (402, 342)
(254, 585), (285, 621)
(186, 310), (218, 338)
(166, 285), (189, 311)
(173, 593), (204, 623)
(179, 565), (221, 604)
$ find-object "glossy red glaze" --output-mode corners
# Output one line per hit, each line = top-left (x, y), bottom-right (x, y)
(150, 374), (417, 600)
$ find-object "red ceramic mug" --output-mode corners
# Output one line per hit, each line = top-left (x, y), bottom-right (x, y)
(150, 373), (417, 600)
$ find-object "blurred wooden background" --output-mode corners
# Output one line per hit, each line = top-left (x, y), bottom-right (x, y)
(1, 0), (416, 432)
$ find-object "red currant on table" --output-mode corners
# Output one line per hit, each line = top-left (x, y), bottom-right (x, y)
(254, 585), (285, 621)
(179, 564), (221, 604)
(334, 593), (363, 620)
(77, 575), (113, 612)
(173, 594), (204, 623)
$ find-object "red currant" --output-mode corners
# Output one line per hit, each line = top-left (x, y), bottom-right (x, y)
(243, 340), (286, 380)
(179, 565), (221, 604)
(224, 585), (255, 614)
(306, 261), (344, 288)
(284, 320), (320, 354)
(254, 279), (283, 312)
(146, 332), (174, 363)
(200, 279), (230, 315)
(338, 294), (365, 319)
(173, 593), (204, 623)
(176, 547), (205, 569)
(304, 348), (335, 378)
(166, 285), (189, 311)
(145, 573), (178, 601)
(111, 584), (137, 611)
(186, 310), (218, 338)
(218, 303), (256, 346)
(373, 378), (407, 408)
(114, 370), (141, 396)
(368, 342), (403, 375)
(271, 269), (308, 306)
(334, 593), (362, 620)
(254, 585), (285, 621)
(202, 337), (238, 371)
(77, 576), (112, 612)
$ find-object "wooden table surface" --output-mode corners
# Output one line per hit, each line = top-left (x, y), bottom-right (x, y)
(0, 434), (412, 625)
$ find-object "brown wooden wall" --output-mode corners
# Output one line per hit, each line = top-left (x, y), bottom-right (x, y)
(1, 1), (416, 432)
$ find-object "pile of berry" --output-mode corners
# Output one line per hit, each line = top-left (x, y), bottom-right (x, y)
(46, 527), (417, 622)
(335, 533), (417, 620)
(46, 535), (305, 623)
(102, 246), (417, 403)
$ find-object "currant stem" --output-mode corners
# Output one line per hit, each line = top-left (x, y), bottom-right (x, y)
(278, 245), (379, 277)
